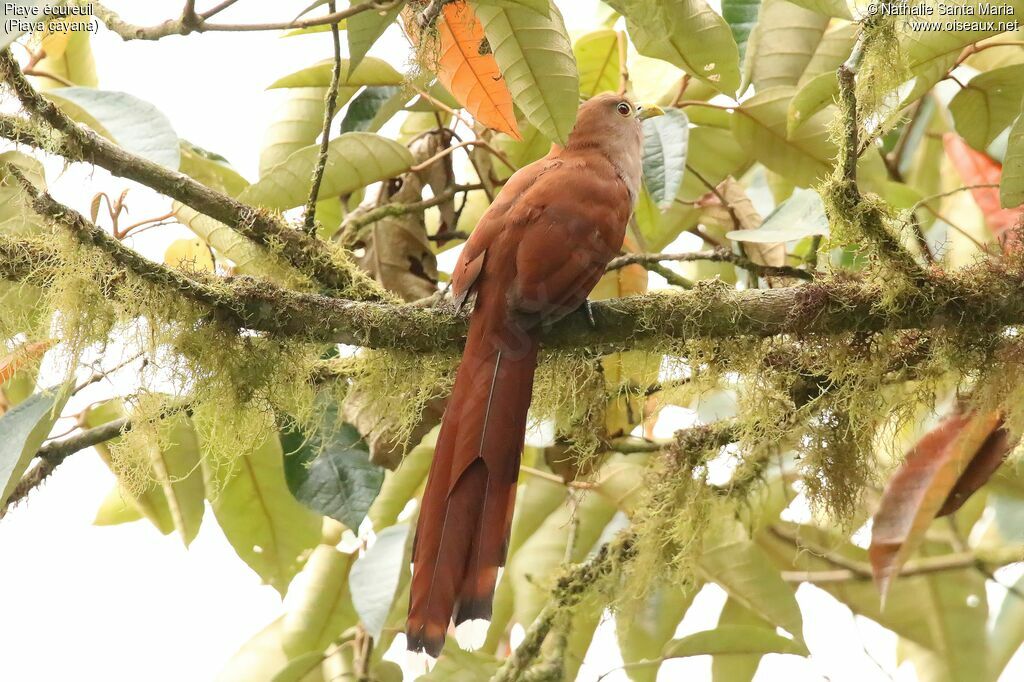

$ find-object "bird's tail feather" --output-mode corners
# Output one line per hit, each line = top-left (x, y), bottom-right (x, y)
(407, 301), (538, 657)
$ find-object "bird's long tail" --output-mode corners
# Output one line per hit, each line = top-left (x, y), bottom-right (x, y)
(406, 292), (538, 657)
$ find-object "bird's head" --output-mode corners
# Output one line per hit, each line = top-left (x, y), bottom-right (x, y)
(565, 93), (664, 150)
(564, 93), (664, 201)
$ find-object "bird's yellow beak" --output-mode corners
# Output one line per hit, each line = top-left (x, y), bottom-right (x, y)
(637, 104), (665, 120)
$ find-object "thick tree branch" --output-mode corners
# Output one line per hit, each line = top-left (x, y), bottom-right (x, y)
(6, 218), (1024, 354)
(0, 50), (376, 297)
(81, 0), (403, 40)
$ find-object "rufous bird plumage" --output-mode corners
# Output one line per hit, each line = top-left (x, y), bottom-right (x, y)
(407, 93), (663, 657)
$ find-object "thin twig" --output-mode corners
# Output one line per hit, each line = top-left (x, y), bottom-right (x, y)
(303, 1), (343, 235)
(0, 417), (131, 518)
(85, 0), (403, 40)
(606, 250), (814, 281)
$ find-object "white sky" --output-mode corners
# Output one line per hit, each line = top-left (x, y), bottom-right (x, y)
(1, 1), (1023, 680)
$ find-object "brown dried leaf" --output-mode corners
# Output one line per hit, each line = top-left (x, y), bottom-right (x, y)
(869, 409), (1004, 597)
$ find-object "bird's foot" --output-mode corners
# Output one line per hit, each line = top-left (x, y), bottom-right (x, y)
(578, 300), (597, 329)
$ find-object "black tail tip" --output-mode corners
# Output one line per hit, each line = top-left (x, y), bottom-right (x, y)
(454, 596), (493, 625)
(406, 627), (445, 658)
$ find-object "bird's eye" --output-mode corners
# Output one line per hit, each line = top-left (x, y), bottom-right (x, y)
(616, 102), (632, 116)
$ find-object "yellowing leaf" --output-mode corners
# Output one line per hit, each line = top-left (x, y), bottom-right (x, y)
(164, 238), (215, 273)
(662, 624), (808, 660)
(574, 29), (621, 97)
(93, 485), (145, 526)
(36, 26), (97, 89)
(267, 57), (404, 89)
(473, 1), (580, 144)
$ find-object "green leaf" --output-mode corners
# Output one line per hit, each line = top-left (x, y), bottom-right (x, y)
(348, 523), (410, 639)
(606, 0), (741, 95)
(93, 485), (145, 526)
(242, 132), (414, 209)
(950, 66), (1024, 151)
(472, 1), (580, 145)
(680, 121), (753, 201)
(990, 574), (1024, 678)
(742, 0), (829, 92)
(798, 23), (856, 86)
(698, 540), (804, 642)
(721, 0), (762, 63)
(1000, 112), (1024, 209)
(618, 586), (698, 682)
(642, 108), (690, 208)
(271, 652), (326, 682)
(366, 439), (433, 530)
(215, 617), (291, 682)
(663, 625), (808, 659)
(732, 86), (832, 187)
(787, 70), (837, 136)
(419, 642), (500, 681)
(259, 86), (358, 177)
(340, 85), (405, 134)
(145, 411), (205, 546)
(173, 202), (300, 282)
(203, 433), (322, 595)
(82, 400), (175, 536)
(727, 187), (828, 242)
(283, 411), (384, 530)
(574, 29), (621, 98)
(282, 544), (358, 657)
(0, 151), (48, 236)
(178, 141), (250, 197)
(713, 599), (771, 682)
(346, 1), (406, 72)
(267, 57), (404, 89)
(474, 0), (551, 13)
(46, 88), (181, 169)
(784, 0), (851, 18)
(0, 386), (68, 505)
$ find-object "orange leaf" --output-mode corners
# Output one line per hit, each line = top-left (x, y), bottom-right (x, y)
(407, 2), (520, 139)
(943, 133), (1024, 246)
(869, 409), (1003, 598)
(0, 340), (55, 384)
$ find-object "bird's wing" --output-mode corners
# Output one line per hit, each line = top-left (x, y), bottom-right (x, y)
(509, 154), (634, 321)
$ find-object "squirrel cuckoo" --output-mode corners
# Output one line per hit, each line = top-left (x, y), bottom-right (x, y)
(407, 93), (664, 656)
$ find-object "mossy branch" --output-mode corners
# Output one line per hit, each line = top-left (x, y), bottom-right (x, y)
(6, 220), (1024, 353)
(0, 49), (376, 298)
(829, 44), (926, 280)
(303, 1), (343, 235)
(491, 534), (636, 682)
(0, 417), (131, 518)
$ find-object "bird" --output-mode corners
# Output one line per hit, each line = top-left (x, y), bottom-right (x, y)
(406, 93), (664, 657)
